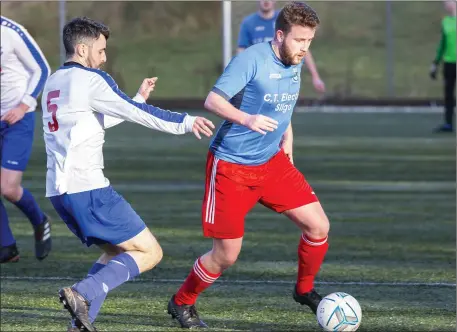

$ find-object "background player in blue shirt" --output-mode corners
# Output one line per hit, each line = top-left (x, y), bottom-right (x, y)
(237, 0), (326, 95)
(168, 2), (330, 328)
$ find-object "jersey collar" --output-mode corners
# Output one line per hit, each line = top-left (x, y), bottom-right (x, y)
(63, 61), (85, 68)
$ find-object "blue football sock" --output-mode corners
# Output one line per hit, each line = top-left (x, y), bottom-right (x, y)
(0, 199), (15, 247)
(71, 262), (106, 326)
(13, 188), (45, 227)
(73, 253), (140, 303)
(87, 263), (108, 322)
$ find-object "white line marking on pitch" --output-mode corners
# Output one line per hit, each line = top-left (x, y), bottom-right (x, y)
(1, 276), (454, 288)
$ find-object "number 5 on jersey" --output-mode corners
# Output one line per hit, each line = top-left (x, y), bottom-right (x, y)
(47, 90), (60, 132)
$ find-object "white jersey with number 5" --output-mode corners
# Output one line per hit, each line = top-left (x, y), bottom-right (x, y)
(1, 16), (50, 116)
(42, 62), (196, 197)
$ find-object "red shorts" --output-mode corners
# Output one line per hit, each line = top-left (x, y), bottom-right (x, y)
(201, 150), (319, 239)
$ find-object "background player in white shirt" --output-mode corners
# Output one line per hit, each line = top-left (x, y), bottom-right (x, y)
(0, 16), (52, 264)
(42, 17), (215, 332)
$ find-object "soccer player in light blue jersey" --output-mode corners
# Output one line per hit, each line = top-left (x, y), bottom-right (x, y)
(168, 2), (330, 328)
(237, 0), (326, 94)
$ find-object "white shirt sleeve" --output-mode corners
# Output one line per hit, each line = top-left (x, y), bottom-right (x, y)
(89, 71), (195, 134)
(101, 93), (145, 129)
(10, 26), (50, 109)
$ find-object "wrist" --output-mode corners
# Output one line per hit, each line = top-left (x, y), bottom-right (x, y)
(183, 114), (196, 133)
(18, 103), (30, 113)
(239, 112), (249, 126)
(133, 92), (146, 103)
(20, 95), (35, 111)
(139, 91), (148, 101)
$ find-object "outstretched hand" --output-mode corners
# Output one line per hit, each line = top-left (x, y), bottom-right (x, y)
(192, 117), (215, 139)
(138, 77), (158, 101)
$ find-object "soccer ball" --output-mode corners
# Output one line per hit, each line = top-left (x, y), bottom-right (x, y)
(316, 292), (362, 331)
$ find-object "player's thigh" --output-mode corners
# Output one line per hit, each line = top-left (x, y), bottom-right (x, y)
(260, 150), (319, 214)
(1, 112), (35, 172)
(201, 152), (260, 239)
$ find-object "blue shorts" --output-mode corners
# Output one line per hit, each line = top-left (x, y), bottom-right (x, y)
(49, 186), (146, 247)
(0, 112), (35, 171)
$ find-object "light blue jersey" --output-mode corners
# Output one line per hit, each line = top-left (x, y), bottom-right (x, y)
(238, 11), (279, 48)
(210, 42), (303, 165)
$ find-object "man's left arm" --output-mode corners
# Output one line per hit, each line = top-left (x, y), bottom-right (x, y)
(14, 27), (51, 110)
(101, 93), (145, 129)
(281, 123), (294, 164)
(303, 51), (326, 94)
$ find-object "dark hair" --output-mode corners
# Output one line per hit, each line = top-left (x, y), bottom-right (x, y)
(275, 2), (320, 35)
(63, 17), (110, 57)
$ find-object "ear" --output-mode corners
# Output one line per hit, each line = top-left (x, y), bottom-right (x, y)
(75, 43), (86, 58)
(276, 30), (285, 43)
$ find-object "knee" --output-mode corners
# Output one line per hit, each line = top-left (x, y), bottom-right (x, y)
(304, 216), (330, 240)
(0, 183), (21, 202)
(212, 249), (239, 270)
(144, 241), (163, 271)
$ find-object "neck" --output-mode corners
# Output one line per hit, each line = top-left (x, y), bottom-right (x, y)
(66, 56), (87, 67)
(271, 40), (282, 61)
(259, 9), (275, 20)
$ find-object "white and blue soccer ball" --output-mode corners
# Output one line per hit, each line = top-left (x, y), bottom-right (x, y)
(316, 292), (362, 331)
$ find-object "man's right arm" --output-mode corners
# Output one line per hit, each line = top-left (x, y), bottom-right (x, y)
(204, 52), (278, 135)
(204, 91), (248, 125)
(89, 71), (195, 135)
(204, 51), (255, 125)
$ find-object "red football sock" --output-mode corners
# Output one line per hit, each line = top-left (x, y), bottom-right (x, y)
(296, 233), (329, 294)
(174, 257), (221, 305)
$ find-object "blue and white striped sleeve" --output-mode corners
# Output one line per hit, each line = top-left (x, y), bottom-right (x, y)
(89, 70), (196, 135)
(9, 22), (50, 109)
(102, 93), (145, 129)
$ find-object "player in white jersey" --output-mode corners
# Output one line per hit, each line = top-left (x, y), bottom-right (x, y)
(42, 17), (215, 332)
(0, 16), (52, 263)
